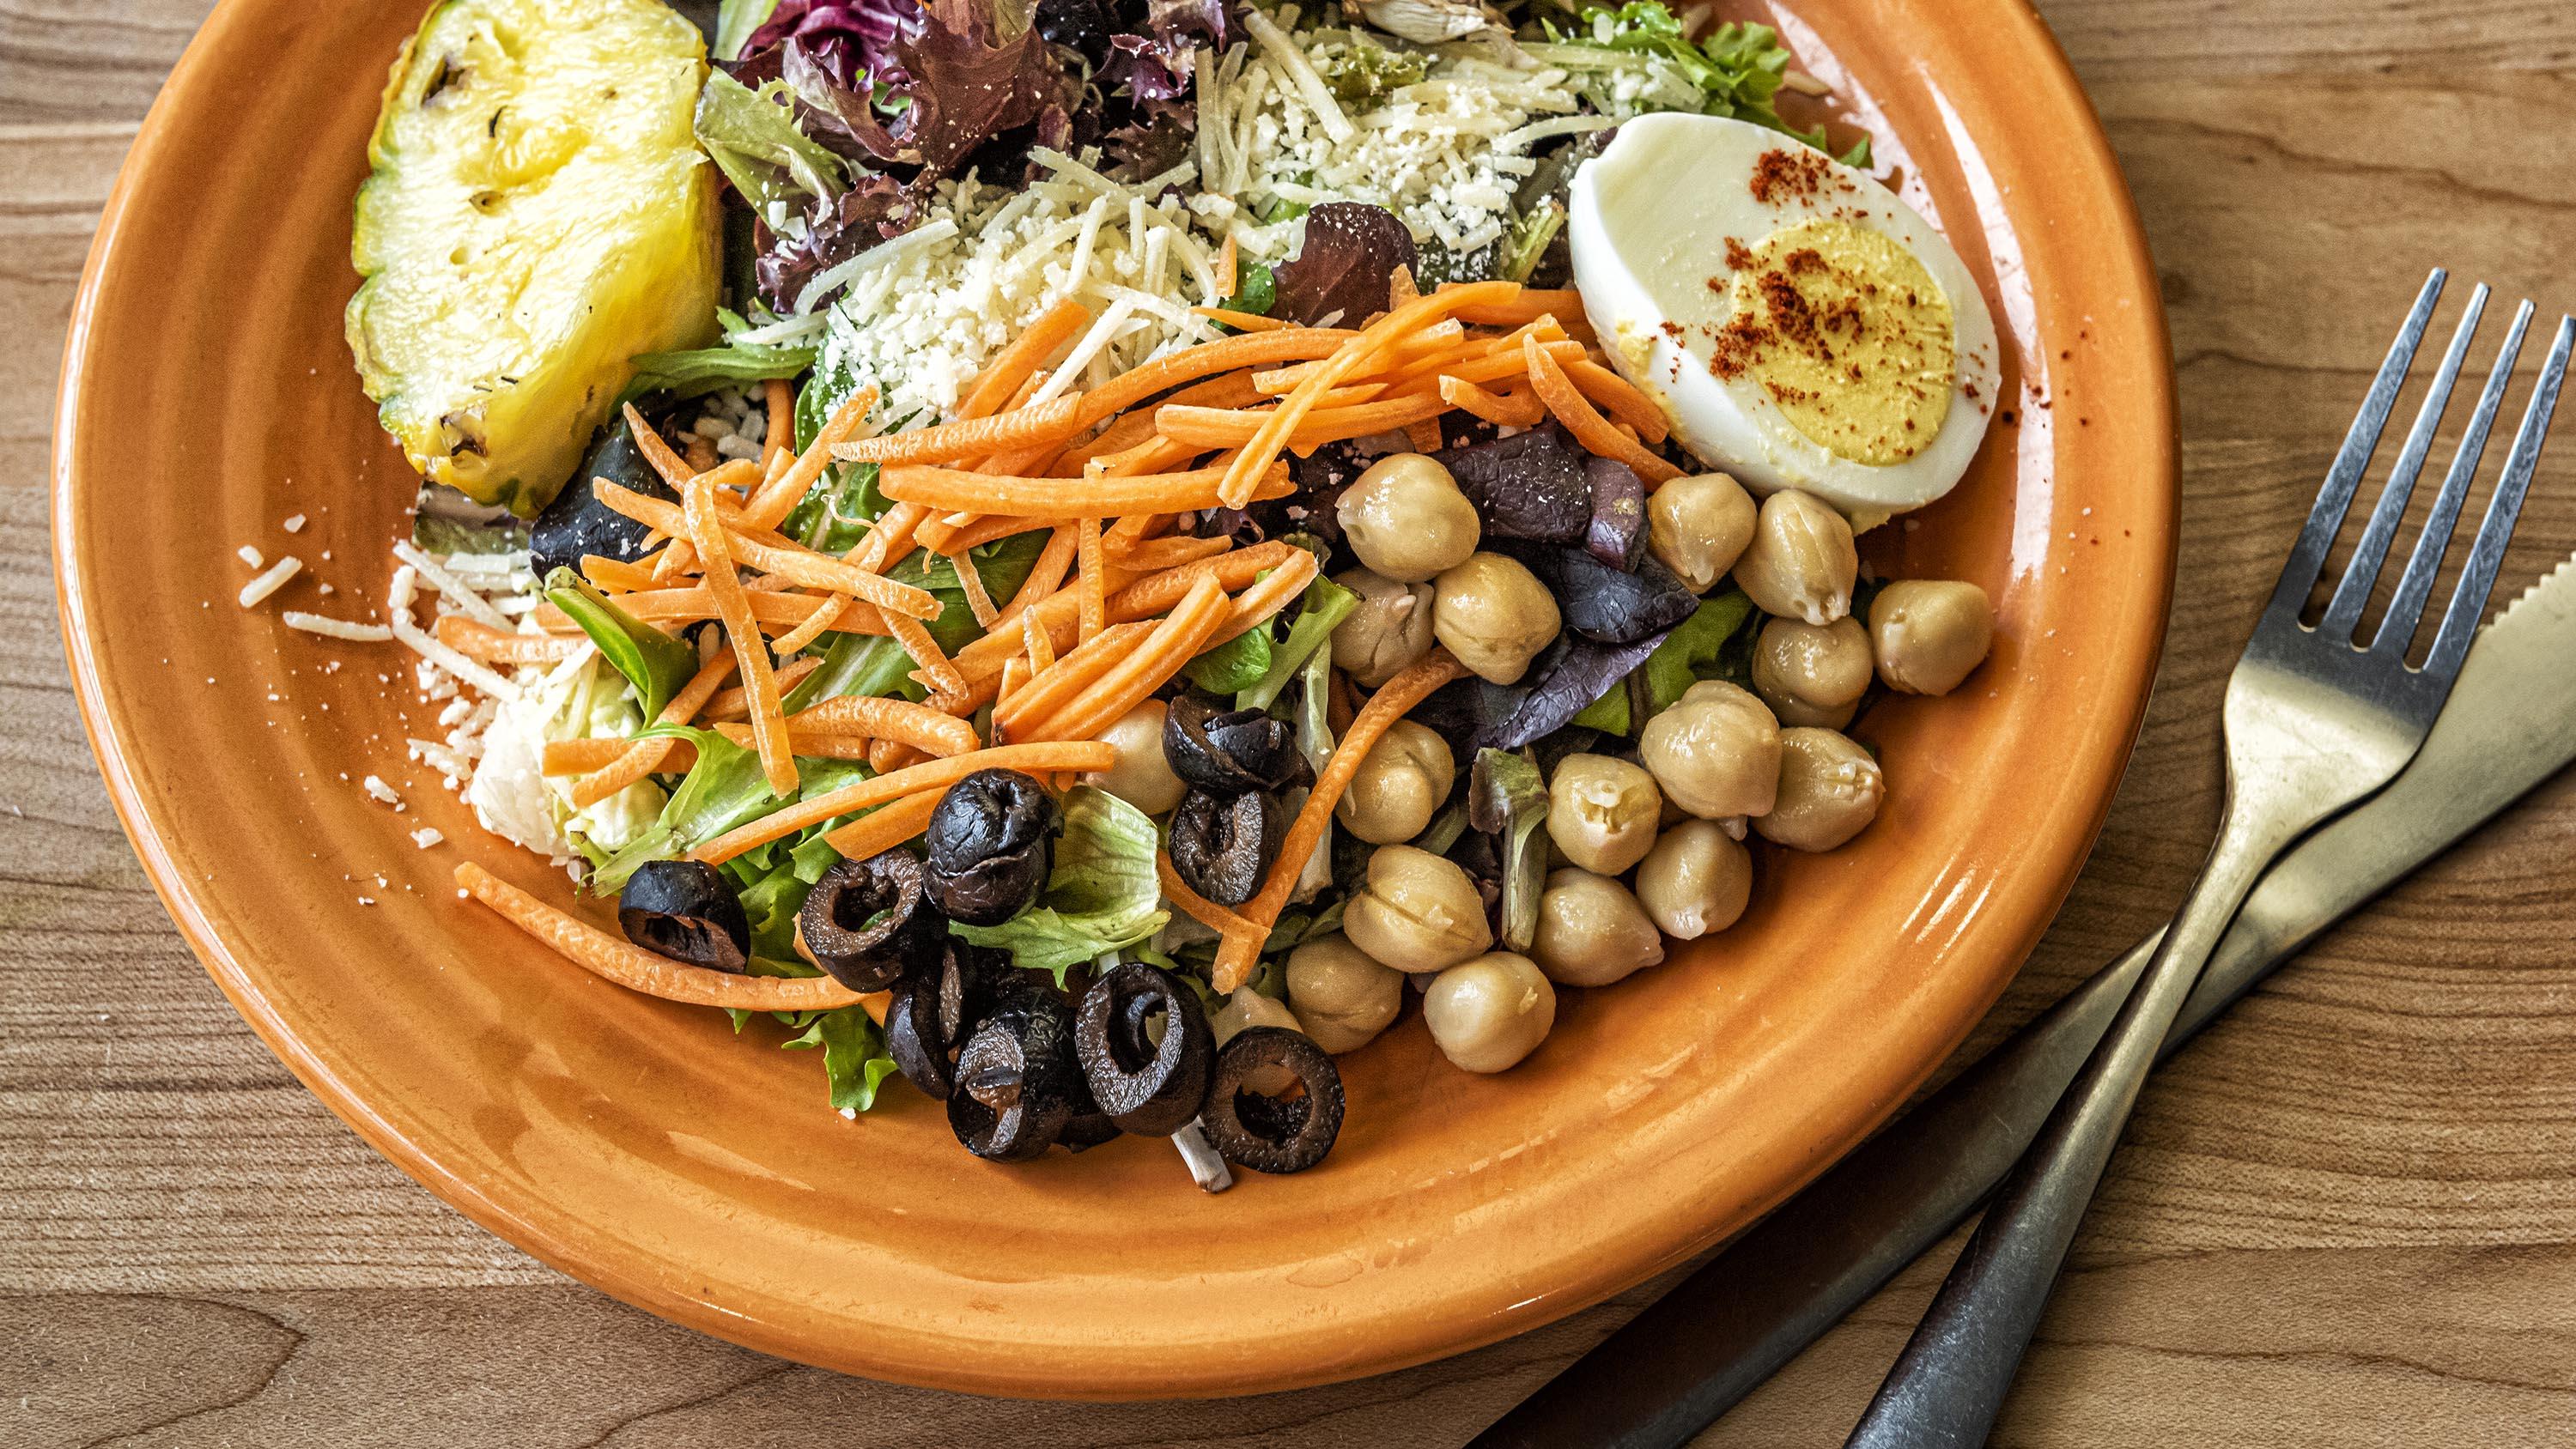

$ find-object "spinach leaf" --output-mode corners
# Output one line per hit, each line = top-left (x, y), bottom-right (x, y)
(543, 567), (698, 718)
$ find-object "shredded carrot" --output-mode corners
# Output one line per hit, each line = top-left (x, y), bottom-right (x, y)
(1218, 281), (1520, 506)
(1109, 533), (1231, 572)
(995, 654), (1032, 719)
(1084, 435), (1203, 479)
(762, 379), (795, 473)
(744, 385), (878, 530)
(1564, 358), (1670, 444)
(1446, 286), (1585, 327)
(708, 723), (873, 760)
(767, 589), (845, 656)
(1525, 334), (1683, 486)
(1072, 373), (1266, 466)
(705, 656), (820, 721)
(959, 300), (1091, 421)
(832, 395), (1088, 467)
(814, 787), (946, 864)
(1021, 607), (1056, 675)
(684, 480), (798, 797)
(593, 482), (943, 621)
(1388, 264), (1420, 310)
(696, 741), (1118, 864)
(1155, 393), (1449, 452)
(927, 513), (1062, 555)
(789, 694), (982, 756)
(1189, 306), (1297, 332)
(572, 652), (738, 809)
(581, 555), (662, 593)
(1387, 338), (1586, 394)
(1158, 852), (1257, 938)
(1439, 374), (1547, 427)
(991, 621), (1157, 735)
(868, 737), (927, 773)
(999, 524), (1081, 624)
(457, 862), (878, 1015)
(1107, 512), (1167, 547)
(1254, 323), (1466, 394)
(878, 462), (1292, 516)
(1098, 539), (1302, 622)
(622, 404), (696, 488)
(1197, 547), (1316, 650)
(848, 501), (927, 573)
(1211, 651), (1473, 990)
(533, 587), (883, 640)
(545, 737), (699, 775)
(1022, 574), (1230, 743)
(1218, 235), (1238, 299)
(1077, 517), (1107, 644)
(1405, 417), (1445, 452)
(886, 608), (967, 696)
(1074, 329), (1358, 428)
(951, 546), (1000, 627)
(432, 616), (588, 664)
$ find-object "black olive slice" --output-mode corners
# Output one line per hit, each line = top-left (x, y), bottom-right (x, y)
(1074, 963), (1214, 1137)
(617, 859), (751, 973)
(1167, 788), (1282, 906)
(946, 1001), (1084, 1162)
(1057, 1112), (1124, 1154)
(924, 769), (1060, 926)
(798, 852), (944, 991)
(1202, 1027), (1346, 1174)
(886, 941), (1031, 1100)
(530, 418), (678, 579)
(1163, 694), (1313, 797)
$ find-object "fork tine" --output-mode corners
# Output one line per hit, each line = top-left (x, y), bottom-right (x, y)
(2264, 269), (2447, 622)
(2319, 285), (2489, 640)
(2419, 313), (2574, 676)
(2373, 300), (2536, 653)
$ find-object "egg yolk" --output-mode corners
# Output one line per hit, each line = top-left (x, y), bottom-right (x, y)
(1710, 218), (1955, 466)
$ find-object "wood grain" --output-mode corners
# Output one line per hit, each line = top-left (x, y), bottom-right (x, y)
(6, 0), (2576, 1442)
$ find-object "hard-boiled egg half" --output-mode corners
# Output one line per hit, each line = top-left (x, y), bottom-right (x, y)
(1569, 113), (2002, 524)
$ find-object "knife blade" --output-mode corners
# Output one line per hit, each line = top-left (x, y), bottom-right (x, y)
(1469, 553), (2576, 1449)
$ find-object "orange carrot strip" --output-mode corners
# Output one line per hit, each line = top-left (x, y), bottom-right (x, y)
(704, 656), (821, 721)
(593, 482), (943, 621)
(951, 545), (1000, 627)
(1072, 374), (1267, 467)
(1211, 651), (1473, 989)
(1078, 517), (1106, 644)
(992, 621), (1157, 734)
(1022, 575), (1229, 743)
(1109, 533), (1231, 572)
(1253, 324), (1465, 394)
(745, 385), (877, 530)
(927, 513), (1060, 555)
(1197, 547), (1316, 650)
(885, 608), (967, 696)
(684, 478), (798, 797)
(767, 589), (845, 656)
(960, 300), (1091, 421)
(1404, 418), (1445, 452)
(847, 501), (927, 573)
(867, 737), (927, 774)
(1218, 235), (1238, 299)
(1447, 286), (1584, 327)
(571, 652), (738, 809)
(831, 394), (1089, 466)
(999, 524), (1081, 625)
(1388, 338), (1585, 393)
(544, 737), (702, 774)
(581, 555), (662, 593)
(695, 741), (1118, 864)
(877, 462), (1292, 516)
(1565, 357), (1670, 444)
(1218, 281), (1520, 507)
(1388, 264), (1420, 310)
(1155, 392), (1450, 451)
(815, 788), (946, 863)
(995, 654), (1032, 718)
(457, 862), (877, 1014)
(789, 694), (982, 757)
(1439, 374), (1546, 427)
(1098, 539), (1302, 624)
(1190, 306), (1297, 332)
(1525, 334), (1683, 486)
(1084, 434), (1204, 479)
(622, 403), (695, 488)
(1157, 852), (1257, 938)
(532, 588), (887, 640)
(1021, 607), (1056, 675)
(762, 379), (795, 473)
(703, 723), (878, 761)
(1074, 329), (1358, 427)
(432, 616), (588, 664)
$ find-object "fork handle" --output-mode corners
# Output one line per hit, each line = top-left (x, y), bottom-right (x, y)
(1842, 803), (2304, 1448)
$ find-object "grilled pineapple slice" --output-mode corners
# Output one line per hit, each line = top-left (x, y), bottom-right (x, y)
(348, 0), (721, 514)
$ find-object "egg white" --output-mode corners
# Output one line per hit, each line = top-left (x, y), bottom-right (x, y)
(1568, 113), (2002, 524)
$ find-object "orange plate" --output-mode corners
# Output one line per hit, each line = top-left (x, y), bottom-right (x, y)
(52, 0), (2174, 1400)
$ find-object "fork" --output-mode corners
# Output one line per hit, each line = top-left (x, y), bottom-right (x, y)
(1843, 270), (2574, 1448)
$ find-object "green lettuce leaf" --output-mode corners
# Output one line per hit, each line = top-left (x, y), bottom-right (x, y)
(1236, 575), (1358, 711)
(1470, 748), (1549, 953)
(782, 1006), (902, 1113)
(781, 460), (887, 555)
(542, 567), (698, 718)
(1187, 627), (1273, 694)
(952, 787), (1170, 984)
(1218, 262), (1277, 318)
(624, 308), (820, 406)
(1642, 589), (1759, 716)
(1533, 4), (1865, 164)
(714, 0), (781, 62)
(694, 72), (847, 215)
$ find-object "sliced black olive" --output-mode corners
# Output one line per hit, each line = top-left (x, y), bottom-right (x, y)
(1168, 788), (1283, 906)
(947, 998), (1085, 1162)
(884, 941), (998, 1099)
(1074, 963), (1215, 1137)
(1201, 1027), (1346, 1174)
(1437, 426), (1592, 545)
(1163, 694), (1313, 797)
(798, 852), (945, 991)
(1057, 1112), (1124, 1154)
(617, 859), (750, 973)
(1584, 457), (1649, 570)
(924, 769), (1060, 926)
(530, 417), (677, 579)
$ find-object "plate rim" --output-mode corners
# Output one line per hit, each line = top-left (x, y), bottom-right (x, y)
(52, 0), (2177, 1399)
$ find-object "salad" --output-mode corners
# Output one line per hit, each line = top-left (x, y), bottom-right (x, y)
(301, 0), (2003, 1186)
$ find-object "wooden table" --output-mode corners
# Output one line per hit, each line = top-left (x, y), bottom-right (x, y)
(8, 3), (2575, 1443)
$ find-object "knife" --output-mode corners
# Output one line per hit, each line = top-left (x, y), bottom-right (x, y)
(1469, 552), (2576, 1449)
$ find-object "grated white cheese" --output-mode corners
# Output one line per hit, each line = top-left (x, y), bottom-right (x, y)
(410, 828), (446, 850)
(236, 545), (264, 568)
(283, 611), (392, 642)
(361, 774), (402, 806)
(239, 556), (303, 608)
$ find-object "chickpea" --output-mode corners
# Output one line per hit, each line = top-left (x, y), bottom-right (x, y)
(1733, 490), (1858, 626)
(1337, 452), (1480, 583)
(1530, 869), (1666, 987)
(1330, 567), (1436, 688)
(1432, 551), (1560, 684)
(1341, 844), (1493, 973)
(1084, 699), (1186, 815)
(1634, 820), (1753, 940)
(1752, 616), (1874, 728)
(1871, 580), (1995, 695)
(1285, 936), (1405, 1054)
(1755, 728), (1886, 852)
(1638, 679), (1781, 821)
(1337, 719), (1455, 845)
(1545, 753), (1662, 876)
(1423, 952), (1557, 1073)
(1211, 987), (1308, 1091)
(1648, 471), (1758, 593)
